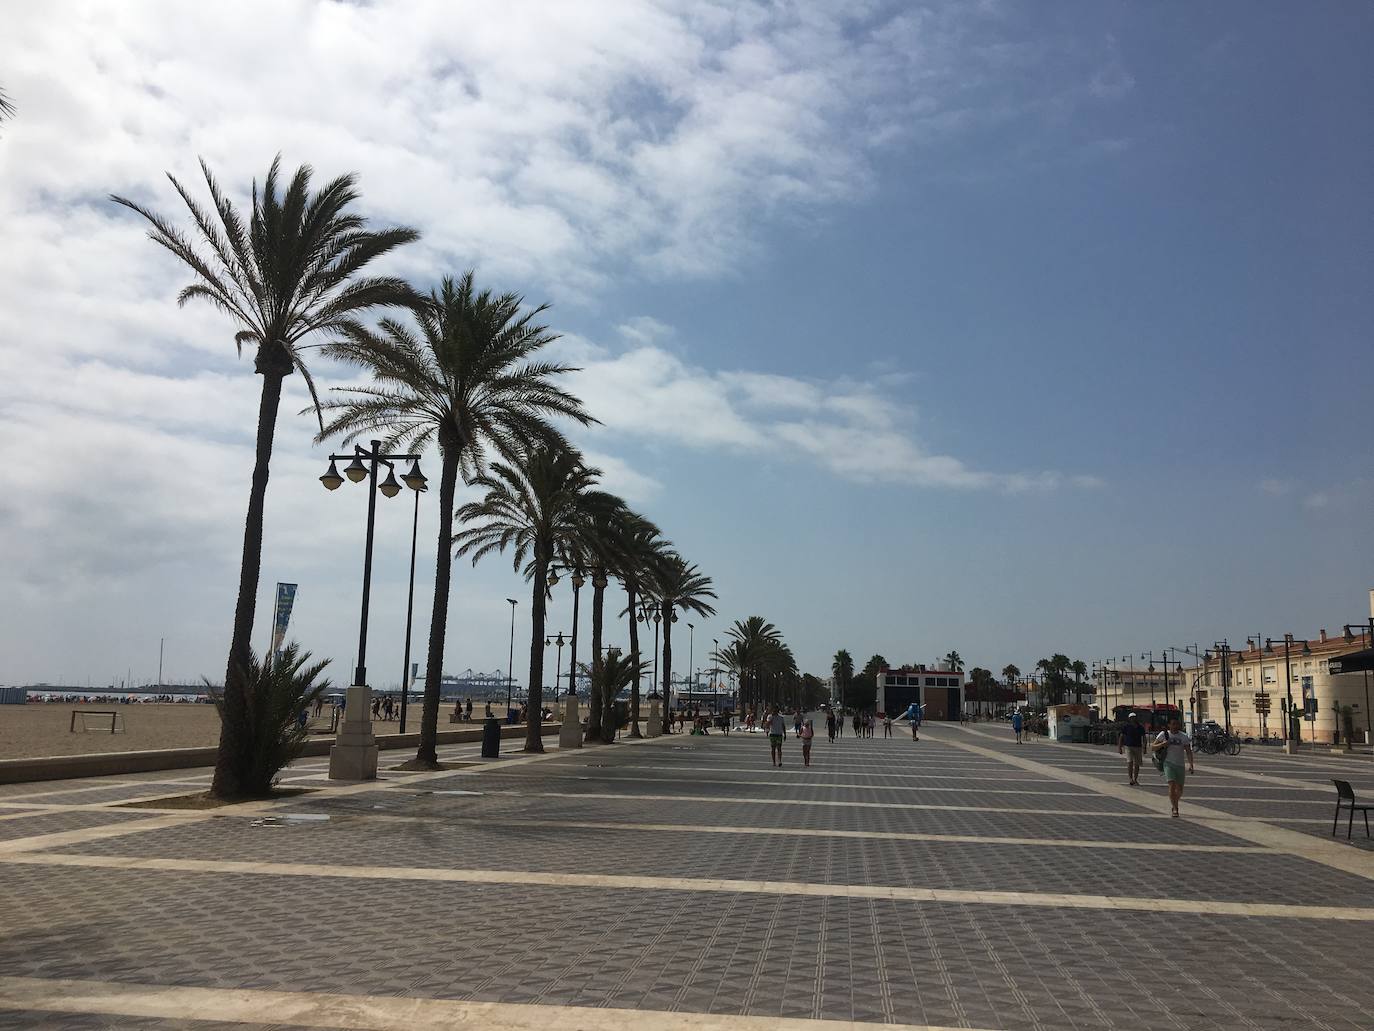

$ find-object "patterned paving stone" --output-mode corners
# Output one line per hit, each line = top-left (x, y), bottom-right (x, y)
(0, 809), (153, 842)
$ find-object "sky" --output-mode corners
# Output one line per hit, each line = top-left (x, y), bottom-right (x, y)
(1, 1), (1370, 691)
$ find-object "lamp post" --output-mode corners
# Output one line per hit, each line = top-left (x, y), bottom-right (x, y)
(319, 441), (423, 690)
(319, 441), (423, 780)
(683, 622), (694, 727)
(1264, 634), (1310, 752)
(567, 573), (585, 696)
(545, 631), (566, 695)
(1340, 619), (1374, 746)
(397, 472), (428, 733)
(505, 598), (518, 716)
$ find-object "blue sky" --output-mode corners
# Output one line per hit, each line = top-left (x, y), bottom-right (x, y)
(0, 1), (1369, 689)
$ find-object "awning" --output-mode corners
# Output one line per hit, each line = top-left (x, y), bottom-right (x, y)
(1328, 648), (1374, 675)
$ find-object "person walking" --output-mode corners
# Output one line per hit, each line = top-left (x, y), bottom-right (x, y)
(826, 709), (837, 742)
(883, 713), (893, 738)
(1012, 709), (1024, 744)
(1118, 712), (1146, 785)
(767, 705), (787, 767)
(800, 717), (815, 767)
(794, 710), (804, 739)
(1152, 716), (1195, 816)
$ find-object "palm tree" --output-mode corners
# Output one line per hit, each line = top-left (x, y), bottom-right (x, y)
(1002, 663), (1020, 714)
(649, 553), (717, 732)
(1070, 659), (1089, 705)
(454, 446), (599, 752)
(581, 651), (648, 731)
(729, 617), (784, 710)
(573, 491), (629, 744)
(944, 650), (964, 672)
(0, 88), (15, 128)
(113, 157), (419, 797)
(317, 272), (592, 766)
(616, 513), (668, 738)
(832, 649), (854, 708)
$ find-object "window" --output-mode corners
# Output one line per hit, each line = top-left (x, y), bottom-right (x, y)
(1263, 666), (1276, 684)
(925, 677), (936, 686)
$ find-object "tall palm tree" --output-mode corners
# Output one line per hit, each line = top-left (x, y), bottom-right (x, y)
(113, 157), (419, 797)
(615, 512), (668, 738)
(573, 491), (629, 744)
(317, 272), (592, 766)
(729, 617), (784, 710)
(0, 88), (15, 128)
(832, 649), (854, 708)
(453, 446), (599, 752)
(649, 553), (717, 732)
(1002, 663), (1020, 714)
(1070, 658), (1089, 705)
(944, 650), (964, 672)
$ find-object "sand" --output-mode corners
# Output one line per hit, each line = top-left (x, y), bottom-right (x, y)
(0, 703), (440, 760)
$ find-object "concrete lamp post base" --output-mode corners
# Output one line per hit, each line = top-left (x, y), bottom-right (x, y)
(559, 696), (583, 750)
(329, 684), (379, 781)
(646, 697), (662, 738)
(1283, 740), (1299, 755)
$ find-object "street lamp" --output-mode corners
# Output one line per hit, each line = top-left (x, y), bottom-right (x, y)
(682, 622), (694, 730)
(1264, 634), (1311, 749)
(319, 440), (422, 690)
(397, 465), (428, 733)
(565, 572), (584, 696)
(545, 631), (567, 695)
(505, 598), (518, 716)
(1340, 619), (1374, 746)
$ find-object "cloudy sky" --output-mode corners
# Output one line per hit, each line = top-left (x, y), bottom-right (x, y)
(1, 1), (1370, 690)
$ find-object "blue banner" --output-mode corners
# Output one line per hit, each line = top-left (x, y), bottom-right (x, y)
(270, 582), (298, 658)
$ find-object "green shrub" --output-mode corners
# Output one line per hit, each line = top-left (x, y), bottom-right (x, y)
(208, 643), (331, 797)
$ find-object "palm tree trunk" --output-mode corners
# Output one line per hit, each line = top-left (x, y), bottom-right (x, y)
(415, 441), (459, 767)
(626, 581), (642, 737)
(211, 369), (285, 798)
(524, 555), (548, 753)
(660, 602), (673, 733)
(585, 574), (604, 743)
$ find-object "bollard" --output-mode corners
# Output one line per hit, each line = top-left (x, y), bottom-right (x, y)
(481, 716), (501, 758)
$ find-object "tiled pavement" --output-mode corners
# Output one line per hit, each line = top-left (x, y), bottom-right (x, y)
(3, 729), (1374, 1029)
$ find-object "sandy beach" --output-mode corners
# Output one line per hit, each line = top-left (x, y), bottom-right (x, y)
(0, 702), (452, 760)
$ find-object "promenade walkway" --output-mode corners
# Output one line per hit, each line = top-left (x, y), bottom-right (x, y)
(1, 722), (1373, 1029)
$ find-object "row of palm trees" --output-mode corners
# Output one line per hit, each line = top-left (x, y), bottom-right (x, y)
(113, 156), (715, 796)
(713, 617), (799, 711)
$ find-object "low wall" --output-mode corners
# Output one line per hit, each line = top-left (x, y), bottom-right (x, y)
(0, 722), (559, 785)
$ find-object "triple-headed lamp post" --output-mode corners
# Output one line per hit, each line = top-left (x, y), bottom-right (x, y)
(319, 441), (425, 692)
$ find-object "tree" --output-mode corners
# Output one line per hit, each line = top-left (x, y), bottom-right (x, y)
(614, 512), (668, 738)
(1036, 654), (1072, 706)
(573, 491), (629, 743)
(944, 650), (964, 672)
(730, 617), (785, 710)
(0, 88), (15, 128)
(831, 649), (854, 707)
(317, 271), (592, 766)
(1070, 659), (1088, 705)
(1002, 664), (1021, 714)
(649, 553), (716, 732)
(453, 446), (599, 752)
(113, 157), (419, 797)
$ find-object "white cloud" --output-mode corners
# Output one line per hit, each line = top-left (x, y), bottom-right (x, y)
(1259, 478), (1293, 496)
(564, 339), (1090, 492)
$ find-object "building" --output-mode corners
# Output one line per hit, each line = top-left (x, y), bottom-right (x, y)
(876, 663), (966, 720)
(1095, 667), (1182, 714)
(1188, 616), (1373, 742)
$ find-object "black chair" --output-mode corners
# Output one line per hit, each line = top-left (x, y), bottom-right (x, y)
(1331, 779), (1373, 840)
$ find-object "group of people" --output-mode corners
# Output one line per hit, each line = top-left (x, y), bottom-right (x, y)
(1009, 707), (1196, 817)
(1118, 712), (1195, 816)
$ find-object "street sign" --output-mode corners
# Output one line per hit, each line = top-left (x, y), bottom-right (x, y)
(1254, 691), (1271, 715)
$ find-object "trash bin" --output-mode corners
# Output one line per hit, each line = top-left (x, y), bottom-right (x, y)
(481, 716), (501, 758)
